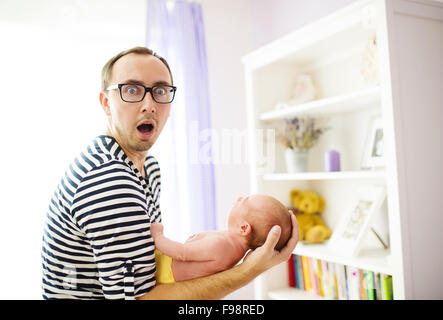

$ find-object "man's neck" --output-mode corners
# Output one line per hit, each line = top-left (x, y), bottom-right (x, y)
(106, 130), (147, 178)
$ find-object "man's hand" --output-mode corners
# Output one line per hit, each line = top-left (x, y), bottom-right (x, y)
(150, 222), (164, 239)
(243, 214), (299, 274)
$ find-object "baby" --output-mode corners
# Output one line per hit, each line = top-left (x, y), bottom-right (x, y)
(151, 194), (293, 284)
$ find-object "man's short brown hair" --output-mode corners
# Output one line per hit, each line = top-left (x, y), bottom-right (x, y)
(101, 46), (173, 91)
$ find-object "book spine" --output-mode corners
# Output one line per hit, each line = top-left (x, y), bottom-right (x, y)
(366, 270), (375, 300)
(296, 255), (304, 290)
(347, 266), (360, 300)
(374, 272), (382, 300)
(360, 269), (367, 300)
(327, 261), (337, 299)
(332, 263), (339, 300)
(293, 255), (300, 289)
(293, 254), (298, 288)
(321, 260), (330, 299)
(288, 255), (295, 287)
(381, 274), (393, 300)
(301, 255), (311, 293)
(335, 263), (347, 300)
(343, 264), (349, 300)
(387, 275), (393, 300)
(308, 257), (319, 295)
(316, 259), (325, 297)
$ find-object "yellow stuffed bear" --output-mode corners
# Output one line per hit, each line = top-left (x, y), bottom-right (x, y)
(290, 189), (331, 244)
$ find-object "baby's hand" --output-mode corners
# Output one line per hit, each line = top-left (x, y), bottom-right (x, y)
(150, 222), (164, 238)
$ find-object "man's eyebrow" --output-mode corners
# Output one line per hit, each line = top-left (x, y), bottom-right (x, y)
(153, 80), (172, 86)
(123, 79), (145, 85)
(123, 79), (172, 86)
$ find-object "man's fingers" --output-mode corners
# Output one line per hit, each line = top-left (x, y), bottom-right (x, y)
(263, 225), (281, 251)
(279, 214), (299, 257)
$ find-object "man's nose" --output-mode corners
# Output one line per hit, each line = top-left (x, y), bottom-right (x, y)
(141, 92), (157, 114)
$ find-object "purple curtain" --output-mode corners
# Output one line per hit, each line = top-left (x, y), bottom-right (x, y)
(146, 0), (217, 237)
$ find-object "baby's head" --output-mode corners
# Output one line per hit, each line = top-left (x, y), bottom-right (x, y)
(228, 194), (292, 251)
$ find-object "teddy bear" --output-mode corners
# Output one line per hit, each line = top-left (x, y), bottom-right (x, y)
(290, 189), (331, 244)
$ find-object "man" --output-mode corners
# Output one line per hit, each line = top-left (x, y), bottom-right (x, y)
(41, 47), (299, 299)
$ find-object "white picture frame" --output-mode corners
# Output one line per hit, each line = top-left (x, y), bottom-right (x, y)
(328, 186), (386, 257)
(361, 116), (384, 169)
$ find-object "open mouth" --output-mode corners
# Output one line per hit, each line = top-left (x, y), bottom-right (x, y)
(136, 120), (155, 138)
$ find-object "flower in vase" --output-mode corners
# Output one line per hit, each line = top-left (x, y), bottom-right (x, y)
(274, 116), (329, 151)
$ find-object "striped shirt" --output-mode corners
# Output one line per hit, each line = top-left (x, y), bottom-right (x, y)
(41, 135), (162, 299)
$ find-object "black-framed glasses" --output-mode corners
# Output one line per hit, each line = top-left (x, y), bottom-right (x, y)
(106, 83), (177, 104)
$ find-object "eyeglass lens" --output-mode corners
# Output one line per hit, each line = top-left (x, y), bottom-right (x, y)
(121, 84), (175, 103)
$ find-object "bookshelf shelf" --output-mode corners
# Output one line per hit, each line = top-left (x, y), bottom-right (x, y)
(262, 170), (386, 181)
(259, 86), (380, 121)
(293, 243), (392, 275)
(243, 0), (443, 299)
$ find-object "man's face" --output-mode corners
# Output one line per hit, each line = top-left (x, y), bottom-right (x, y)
(101, 53), (172, 153)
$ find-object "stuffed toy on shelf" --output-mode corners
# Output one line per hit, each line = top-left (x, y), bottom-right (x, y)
(290, 189), (332, 244)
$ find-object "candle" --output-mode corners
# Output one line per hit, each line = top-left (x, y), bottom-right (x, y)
(324, 149), (341, 172)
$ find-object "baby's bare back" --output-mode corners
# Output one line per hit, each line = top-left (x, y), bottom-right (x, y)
(171, 231), (246, 282)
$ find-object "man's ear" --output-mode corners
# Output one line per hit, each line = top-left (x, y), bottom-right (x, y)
(239, 221), (252, 236)
(99, 91), (111, 116)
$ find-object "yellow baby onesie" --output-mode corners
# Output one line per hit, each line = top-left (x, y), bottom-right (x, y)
(154, 249), (175, 284)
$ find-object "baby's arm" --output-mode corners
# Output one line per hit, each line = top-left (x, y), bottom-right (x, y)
(151, 223), (218, 262)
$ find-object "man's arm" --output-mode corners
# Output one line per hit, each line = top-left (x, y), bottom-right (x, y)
(137, 214), (299, 300)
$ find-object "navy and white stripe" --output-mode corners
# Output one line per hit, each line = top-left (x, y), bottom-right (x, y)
(42, 135), (162, 299)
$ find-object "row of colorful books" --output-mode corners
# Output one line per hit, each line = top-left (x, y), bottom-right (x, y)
(288, 254), (394, 300)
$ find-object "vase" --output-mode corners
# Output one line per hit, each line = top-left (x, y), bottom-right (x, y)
(284, 148), (308, 173)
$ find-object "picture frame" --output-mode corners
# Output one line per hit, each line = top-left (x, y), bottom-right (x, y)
(361, 116), (384, 169)
(328, 186), (386, 257)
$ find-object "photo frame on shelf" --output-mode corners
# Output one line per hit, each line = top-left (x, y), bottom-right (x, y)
(328, 186), (386, 257)
(361, 116), (384, 169)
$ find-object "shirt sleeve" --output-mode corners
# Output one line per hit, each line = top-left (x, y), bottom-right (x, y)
(71, 162), (156, 300)
(144, 155), (162, 223)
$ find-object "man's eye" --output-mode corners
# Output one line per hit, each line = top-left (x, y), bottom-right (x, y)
(124, 85), (141, 95)
(154, 87), (167, 95)
(127, 87), (139, 94)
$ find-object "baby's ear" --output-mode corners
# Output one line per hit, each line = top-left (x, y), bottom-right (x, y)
(239, 221), (252, 236)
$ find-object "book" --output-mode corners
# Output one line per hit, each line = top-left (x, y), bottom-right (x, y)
(335, 263), (347, 300)
(320, 260), (330, 299)
(295, 255), (304, 290)
(332, 263), (339, 299)
(293, 255), (299, 289)
(308, 257), (319, 295)
(374, 272), (382, 300)
(316, 259), (325, 297)
(366, 270), (375, 300)
(360, 269), (367, 300)
(381, 274), (393, 300)
(327, 261), (337, 299)
(301, 255), (311, 293)
(288, 255), (295, 287)
(346, 266), (360, 300)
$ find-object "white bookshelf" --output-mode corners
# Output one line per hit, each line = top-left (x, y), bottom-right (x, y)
(293, 243), (392, 275)
(243, 0), (443, 300)
(262, 170), (386, 181)
(259, 86), (381, 121)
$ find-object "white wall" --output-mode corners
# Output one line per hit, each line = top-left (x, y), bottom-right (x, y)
(0, 0), (147, 299)
(250, 0), (356, 49)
